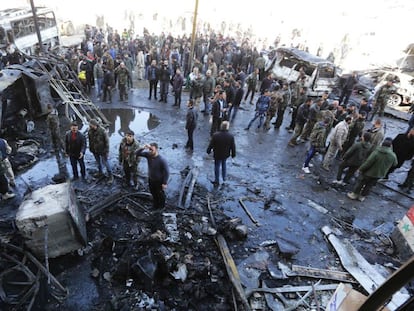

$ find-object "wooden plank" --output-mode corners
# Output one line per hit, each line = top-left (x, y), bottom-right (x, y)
(216, 234), (251, 311)
(239, 198), (261, 226)
(321, 226), (409, 310)
(184, 167), (199, 209)
(291, 264), (356, 283)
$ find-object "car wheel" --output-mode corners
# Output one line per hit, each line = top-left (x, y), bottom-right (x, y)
(387, 94), (402, 107)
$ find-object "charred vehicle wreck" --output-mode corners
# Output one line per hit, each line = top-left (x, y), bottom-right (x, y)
(0, 52), (107, 134)
(265, 47), (341, 97)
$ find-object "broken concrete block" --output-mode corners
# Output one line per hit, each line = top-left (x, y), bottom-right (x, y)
(391, 205), (414, 261)
(15, 182), (87, 258)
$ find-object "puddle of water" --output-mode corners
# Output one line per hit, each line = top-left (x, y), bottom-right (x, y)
(101, 108), (160, 146)
(18, 108), (160, 189)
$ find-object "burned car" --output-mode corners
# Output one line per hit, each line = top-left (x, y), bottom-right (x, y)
(265, 47), (341, 97)
(338, 69), (414, 107)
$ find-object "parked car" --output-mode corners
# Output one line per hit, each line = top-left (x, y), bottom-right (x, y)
(265, 47), (341, 97)
(338, 69), (414, 107)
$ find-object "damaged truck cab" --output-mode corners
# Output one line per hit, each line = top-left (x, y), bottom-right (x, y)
(265, 47), (340, 97)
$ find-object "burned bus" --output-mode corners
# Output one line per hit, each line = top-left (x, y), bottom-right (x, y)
(265, 47), (341, 97)
(0, 6), (60, 55)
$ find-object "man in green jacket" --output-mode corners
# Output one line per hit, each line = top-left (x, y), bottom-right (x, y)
(347, 137), (397, 201)
(333, 132), (372, 185)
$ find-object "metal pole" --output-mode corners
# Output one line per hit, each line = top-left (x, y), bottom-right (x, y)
(189, 0), (199, 74)
(29, 0), (44, 54)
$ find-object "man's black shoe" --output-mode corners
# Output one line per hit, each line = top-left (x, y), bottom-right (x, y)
(210, 180), (219, 187)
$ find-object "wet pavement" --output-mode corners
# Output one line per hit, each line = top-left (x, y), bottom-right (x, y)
(1, 80), (413, 309)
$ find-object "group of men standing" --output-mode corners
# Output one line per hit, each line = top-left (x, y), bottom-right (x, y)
(281, 83), (410, 201)
(63, 119), (169, 210)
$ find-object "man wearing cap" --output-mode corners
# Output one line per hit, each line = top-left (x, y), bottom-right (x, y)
(136, 143), (169, 209)
(347, 137), (397, 201)
(118, 131), (140, 188)
(114, 62), (130, 102)
(65, 122), (87, 181)
(88, 119), (113, 184)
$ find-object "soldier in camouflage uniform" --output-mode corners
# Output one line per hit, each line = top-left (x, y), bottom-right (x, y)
(274, 82), (291, 129)
(286, 85), (307, 132)
(370, 80), (396, 119)
(119, 130), (140, 188)
(88, 119), (113, 184)
(264, 85), (283, 130)
(302, 117), (331, 174)
(114, 62), (131, 102)
(244, 68), (259, 104)
(46, 104), (68, 182)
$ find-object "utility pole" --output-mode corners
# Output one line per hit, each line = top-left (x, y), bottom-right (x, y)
(189, 0), (199, 75)
(29, 0), (44, 54)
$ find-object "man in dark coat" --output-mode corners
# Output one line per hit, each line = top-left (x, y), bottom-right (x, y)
(65, 122), (87, 181)
(185, 99), (198, 151)
(147, 59), (159, 100)
(339, 71), (358, 106)
(207, 121), (236, 186)
(229, 80), (244, 122)
(136, 143), (169, 209)
(88, 119), (113, 184)
(386, 128), (414, 178)
(172, 68), (184, 107)
(102, 68), (115, 103)
(158, 60), (171, 103)
(210, 90), (227, 136)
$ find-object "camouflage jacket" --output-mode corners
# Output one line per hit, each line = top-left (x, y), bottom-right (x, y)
(115, 67), (130, 85)
(269, 91), (284, 112)
(88, 126), (109, 155)
(310, 121), (327, 149)
(376, 84), (396, 102)
(119, 137), (140, 167)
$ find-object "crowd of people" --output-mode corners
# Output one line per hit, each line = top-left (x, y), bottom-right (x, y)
(1, 25), (414, 205)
